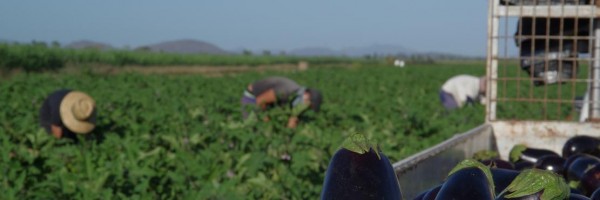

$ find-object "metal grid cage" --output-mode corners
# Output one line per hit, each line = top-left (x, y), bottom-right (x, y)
(486, 0), (600, 122)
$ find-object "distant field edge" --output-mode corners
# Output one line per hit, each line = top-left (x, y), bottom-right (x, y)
(0, 63), (360, 78)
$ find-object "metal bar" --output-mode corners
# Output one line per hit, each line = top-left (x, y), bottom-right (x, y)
(543, 11), (552, 120)
(487, 0), (499, 122)
(511, 35), (597, 40)
(495, 77), (590, 82)
(490, 2), (598, 121)
(495, 97), (600, 104)
(502, 14), (510, 105)
(557, 3), (567, 121)
(495, 6), (599, 17)
(529, 10), (536, 104)
(592, 20), (600, 119)
(393, 124), (494, 199)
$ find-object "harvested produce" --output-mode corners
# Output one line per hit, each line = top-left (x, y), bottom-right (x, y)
(320, 134), (402, 200)
(434, 159), (494, 200)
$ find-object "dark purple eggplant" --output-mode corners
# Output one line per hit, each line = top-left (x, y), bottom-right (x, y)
(534, 154), (566, 175)
(491, 168), (520, 195)
(566, 155), (600, 183)
(320, 134), (402, 200)
(510, 144), (560, 164)
(413, 190), (427, 200)
(515, 160), (535, 171)
(473, 150), (515, 170)
(413, 185), (441, 200)
(564, 154), (590, 178)
(591, 188), (600, 200)
(569, 193), (592, 200)
(421, 184), (441, 200)
(482, 159), (516, 170)
(579, 164), (600, 196)
(571, 188), (584, 195)
(496, 168), (570, 200)
(496, 193), (541, 200)
(563, 135), (600, 159)
(566, 155), (600, 196)
(434, 159), (495, 200)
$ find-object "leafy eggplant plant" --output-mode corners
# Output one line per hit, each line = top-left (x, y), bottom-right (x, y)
(495, 168), (570, 200)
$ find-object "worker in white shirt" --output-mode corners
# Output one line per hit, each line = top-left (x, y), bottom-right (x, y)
(439, 75), (487, 110)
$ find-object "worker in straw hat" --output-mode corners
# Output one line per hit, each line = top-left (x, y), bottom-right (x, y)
(39, 89), (97, 139)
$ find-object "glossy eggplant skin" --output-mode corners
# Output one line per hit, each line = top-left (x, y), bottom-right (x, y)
(511, 145), (560, 164)
(579, 164), (600, 197)
(571, 188), (584, 195)
(491, 168), (520, 195)
(413, 191), (427, 200)
(591, 188), (600, 200)
(482, 159), (515, 170)
(566, 156), (600, 183)
(566, 156), (600, 196)
(563, 135), (600, 159)
(564, 154), (590, 178)
(421, 185), (441, 200)
(434, 167), (494, 200)
(413, 185), (441, 200)
(534, 154), (566, 175)
(515, 160), (535, 171)
(569, 193), (592, 200)
(320, 148), (402, 200)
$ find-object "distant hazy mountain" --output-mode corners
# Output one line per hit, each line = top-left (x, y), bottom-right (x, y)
(141, 39), (229, 55)
(65, 40), (113, 50)
(2, 37), (479, 58)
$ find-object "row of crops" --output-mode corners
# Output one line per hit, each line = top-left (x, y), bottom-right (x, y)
(0, 43), (376, 72)
(1, 62), (492, 199)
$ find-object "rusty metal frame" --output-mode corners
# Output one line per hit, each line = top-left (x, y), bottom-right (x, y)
(393, 3), (600, 199)
(486, 0), (600, 123)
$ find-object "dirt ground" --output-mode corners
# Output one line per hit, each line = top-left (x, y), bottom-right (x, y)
(0, 62), (359, 78)
(76, 64), (305, 76)
(0, 62), (314, 78)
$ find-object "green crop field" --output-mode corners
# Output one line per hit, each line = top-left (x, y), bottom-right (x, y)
(0, 61), (584, 199)
(0, 43), (379, 72)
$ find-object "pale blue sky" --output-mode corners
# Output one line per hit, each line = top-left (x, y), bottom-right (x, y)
(0, 1), (489, 56)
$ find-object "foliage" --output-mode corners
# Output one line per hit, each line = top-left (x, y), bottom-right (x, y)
(0, 63), (489, 199)
(495, 62), (589, 120)
(0, 42), (65, 72)
(0, 43), (378, 72)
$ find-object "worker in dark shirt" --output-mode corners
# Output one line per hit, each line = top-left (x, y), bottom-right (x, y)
(241, 76), (323, 128)
(39, 89), (97, 139)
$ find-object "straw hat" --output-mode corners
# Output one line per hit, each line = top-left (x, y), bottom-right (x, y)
(59, 91), (96, 134)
